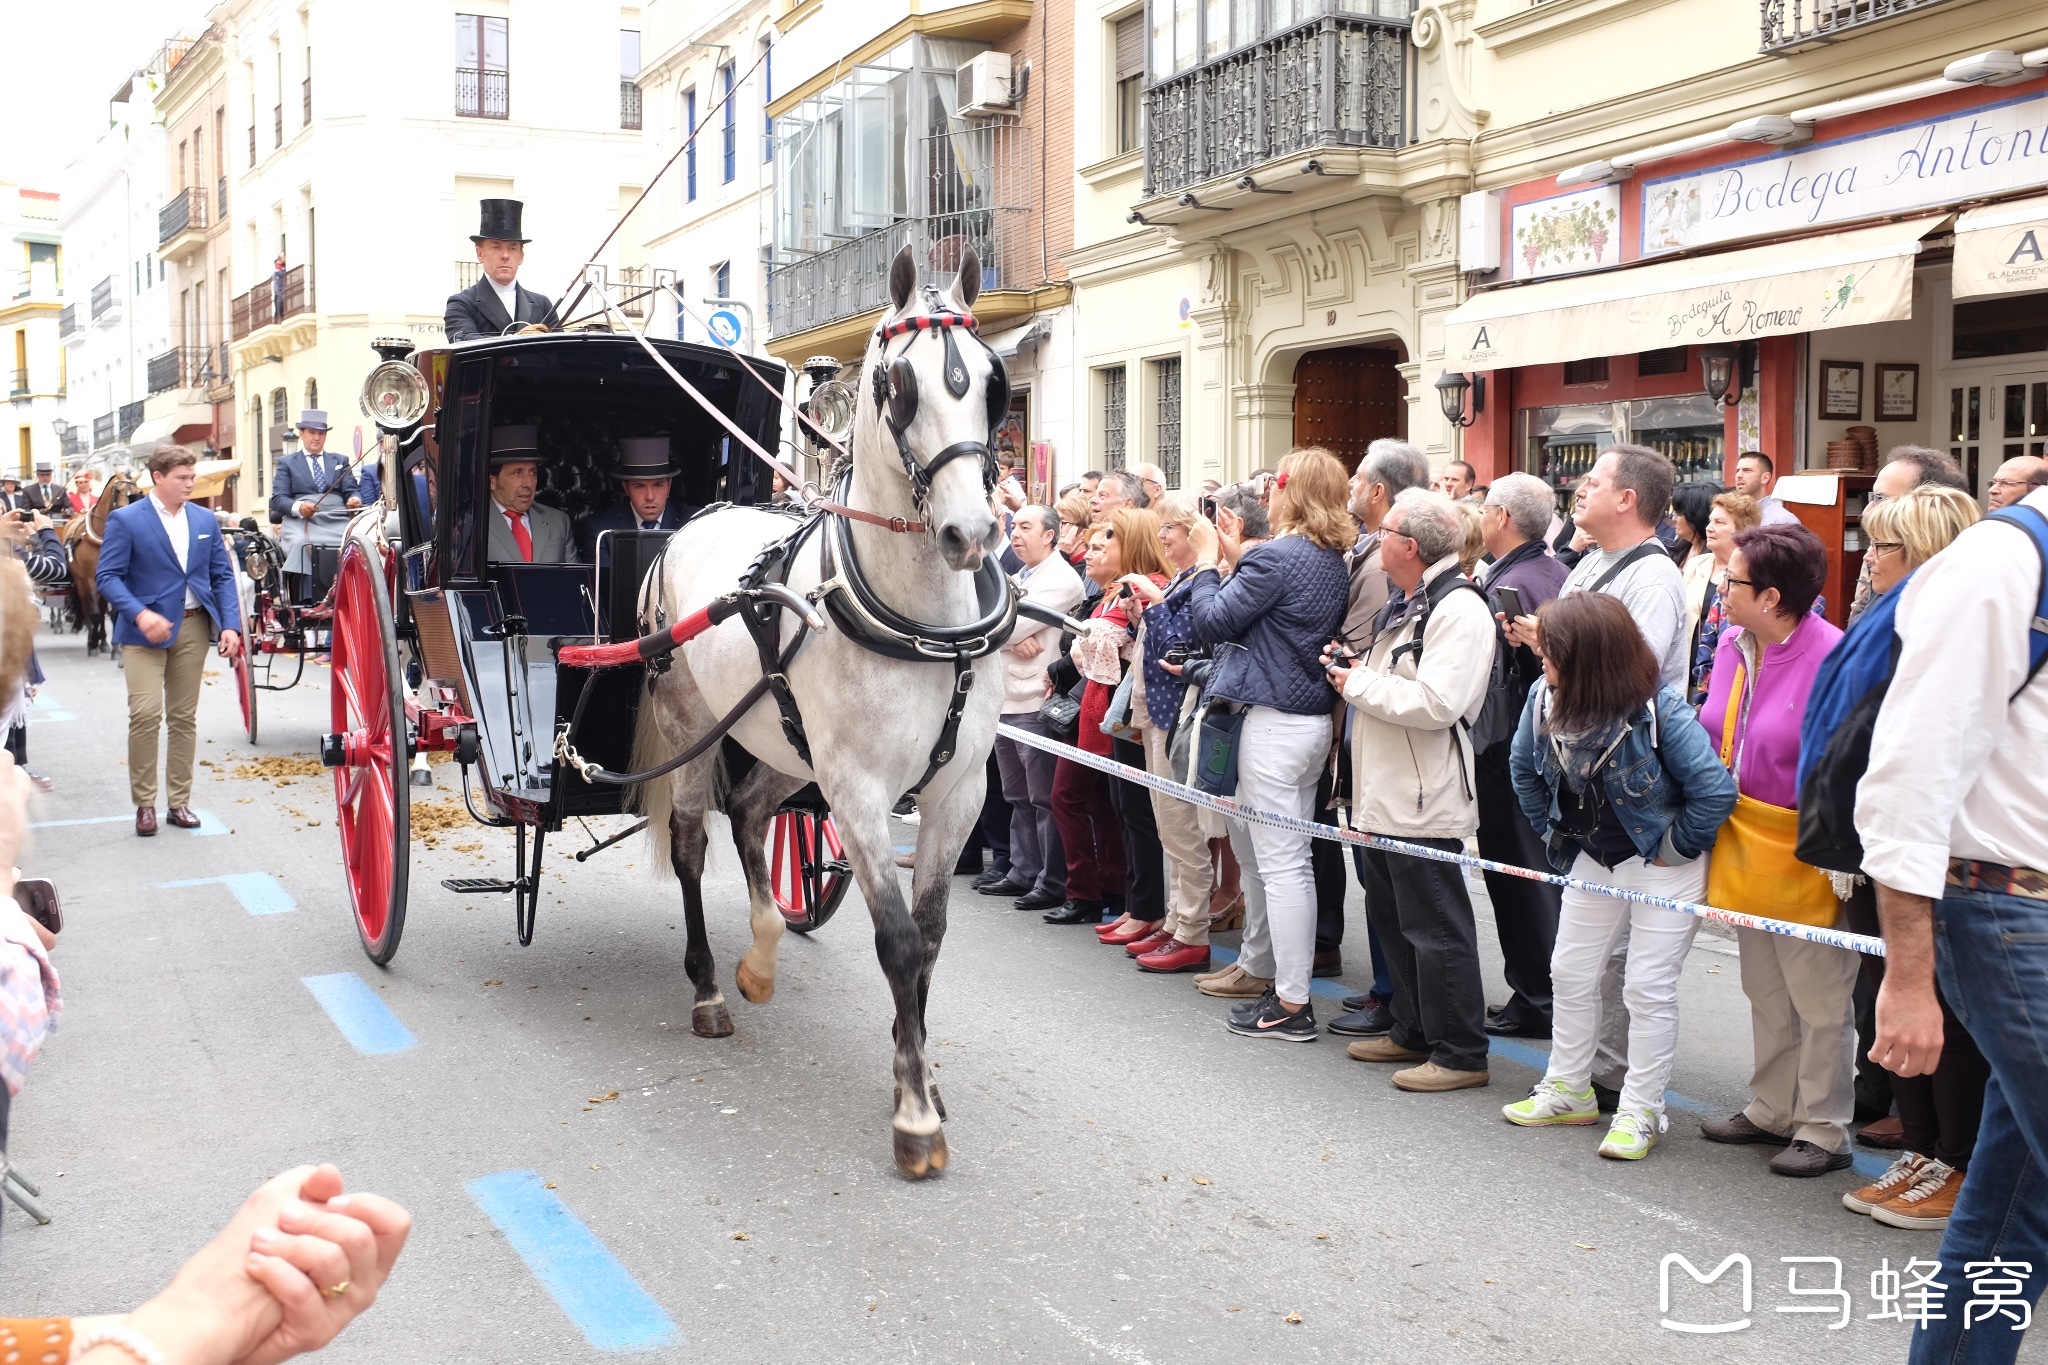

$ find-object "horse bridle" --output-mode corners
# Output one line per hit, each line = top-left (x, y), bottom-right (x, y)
(869, 291), (1009, 520)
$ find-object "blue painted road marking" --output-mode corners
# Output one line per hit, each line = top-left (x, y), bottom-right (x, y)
(301, 973), (417, 1055)
(27, 694), (74, 723)
(36, 809), (229, 835)
(1205, 946), (1890, 1177)
(467, 1170), (678, 1353)
(156, 872), (295, 914)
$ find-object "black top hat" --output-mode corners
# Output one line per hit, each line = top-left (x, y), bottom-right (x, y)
(471, 198), (531, 244)
(489, 425), (540, 466)
(614, 436), (678, 480)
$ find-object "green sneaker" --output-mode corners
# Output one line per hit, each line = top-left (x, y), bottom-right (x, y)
(1502, 1079), (1601, 1127)
(1599, 1108), (1666, 1160)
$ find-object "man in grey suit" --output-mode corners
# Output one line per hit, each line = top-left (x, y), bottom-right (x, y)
(485, 426), (577, 564)
(445, 199), (557, 343)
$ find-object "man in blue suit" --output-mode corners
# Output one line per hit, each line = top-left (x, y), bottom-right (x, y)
(96, 446), (243, 836)
(267, 409), (360, 522)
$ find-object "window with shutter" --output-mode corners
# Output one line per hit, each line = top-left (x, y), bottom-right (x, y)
(1113, 13), (1145, 155)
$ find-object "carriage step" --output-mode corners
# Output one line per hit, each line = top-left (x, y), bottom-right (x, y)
(441, 878), (516, 895)
(819, 860), (852, 876)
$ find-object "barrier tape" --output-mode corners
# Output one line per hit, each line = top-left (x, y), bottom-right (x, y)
(994, 722), (1885, 959)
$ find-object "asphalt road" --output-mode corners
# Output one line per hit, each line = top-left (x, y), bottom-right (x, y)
(0, 626), (2033, 1363)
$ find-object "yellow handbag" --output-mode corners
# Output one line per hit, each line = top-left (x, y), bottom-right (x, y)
(1706, 660), (1840, 927)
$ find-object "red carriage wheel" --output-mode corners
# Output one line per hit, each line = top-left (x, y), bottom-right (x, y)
(235, 604), (259, 744)
(768, 807), (850, 935)
(330, 539), (410, 964)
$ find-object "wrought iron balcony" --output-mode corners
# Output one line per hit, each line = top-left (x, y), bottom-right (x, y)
(119, 401), (145, 442)
(1143, 11), (1409, 200)
(58, 305), (78, 340)
(149, 345), (215, 395)
(93, 413), (116, 449)
(159, 186), (208, 247)
(620, 80), (643, 131)
(231, 266), (310, 340)
(59, 431), (86, 459)
(768, 124), (1030, 337)
(1761, 0), (1955, 52)
(90, 276), (116, 320)
(457, 67), (509, 119)
(8, 368), (25, 400)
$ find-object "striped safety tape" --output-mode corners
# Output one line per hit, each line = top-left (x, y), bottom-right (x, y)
(994, 721), (1885, 958)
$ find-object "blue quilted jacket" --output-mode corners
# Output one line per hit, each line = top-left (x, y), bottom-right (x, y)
(1186, 535), (1349, 715)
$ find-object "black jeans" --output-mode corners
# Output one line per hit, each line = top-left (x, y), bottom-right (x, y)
(1108, 736), (1165, 922)
(1844, 880), (1896, 1121)
(1474, 739), (1560, 1022)
(1359, 837), (1490, 1073)
(1312, 767), (1347, 956)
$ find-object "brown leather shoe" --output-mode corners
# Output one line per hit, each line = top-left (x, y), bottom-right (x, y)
(1312, 950), (1342, 977)
(136, 807), (158, 837)
(166, 806), (202, 829)
(1857, 1115), (1906, 1150)
(1346, 1036), (1430, 1064)
(1393, 1062), (1491, 1092)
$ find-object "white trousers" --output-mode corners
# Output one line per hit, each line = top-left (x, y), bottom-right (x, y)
(1226, 707), (1330, 1006)
(1544, 850), (1705, 1117)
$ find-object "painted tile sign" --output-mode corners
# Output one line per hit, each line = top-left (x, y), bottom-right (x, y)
(1643, 89), (2048, 255)
(1511, 186), (1621, 279)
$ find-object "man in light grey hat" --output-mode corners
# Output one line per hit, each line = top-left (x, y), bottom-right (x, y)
(576, 436), (697, 563)
(267, 409), (361, 522)
(17, 460), (64, 516)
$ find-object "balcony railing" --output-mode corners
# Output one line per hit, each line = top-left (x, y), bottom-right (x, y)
(159, 186), (208, 246)
(1761, 0), (1954, 51)
(1142, 11), (1409, 199)
(768, 124), (1032, 337)
(93, 413), (116, 448)
(620, 80), (643, 130)
(619, 265), (647, 318)
(58, 305), (78, 339)
(8, 369), (26, 399)
(148, 345), (215, 395)
(231, 265), (310, 339)
(119, 401), (144, 442)
(90, 276), (116, 319)
(457, 67), (509, 119)
(455, 260), (481, 291)
(59, 431), (86, 459)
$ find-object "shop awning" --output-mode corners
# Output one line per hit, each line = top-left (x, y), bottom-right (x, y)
(127, 404), (214, 449)
(1953, 194), (2048, 300)
(984, 315), (1050, 360)
(1444, 216), (1945, 373)
(190, 458), (240, 501)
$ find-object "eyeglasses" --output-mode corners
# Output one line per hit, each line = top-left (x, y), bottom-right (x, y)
(1866, 540), (1905, 557)
(1865, 491), (1888, 506)
(1723, 575), (1758, 592)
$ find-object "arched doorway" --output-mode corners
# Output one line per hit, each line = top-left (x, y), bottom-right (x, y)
(1292, 346), (1406, 471)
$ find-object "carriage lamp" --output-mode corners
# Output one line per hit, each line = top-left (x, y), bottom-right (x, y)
(360, 360), (429, 430)
(1435, 371), (1485, 428)
(804, 379), (857, 447)
(1700, 342), (1756, 408)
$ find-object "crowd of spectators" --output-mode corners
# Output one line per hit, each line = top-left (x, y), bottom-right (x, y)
(966, 435), (2048, 1302)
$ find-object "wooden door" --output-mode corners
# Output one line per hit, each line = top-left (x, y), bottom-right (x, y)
(1292, 347), (1406, 472)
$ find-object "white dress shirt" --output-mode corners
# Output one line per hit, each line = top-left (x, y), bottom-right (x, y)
(1857, 487), (2048, 896)
(489, 275), (519, 325)
(149, 492), (201, 610)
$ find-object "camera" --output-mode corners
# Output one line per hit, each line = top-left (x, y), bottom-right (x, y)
(1164, 642), (1190, 666)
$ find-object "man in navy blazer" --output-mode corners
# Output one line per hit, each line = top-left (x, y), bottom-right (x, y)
(575, 435), (698, 564)
(96, 446), (243, 836)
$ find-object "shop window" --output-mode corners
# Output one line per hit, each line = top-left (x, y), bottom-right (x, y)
(1100, 365), (1127, 469)
(1637, 346), (1689, 377)
(1521, 394), (1723, 516)
(1563, 357), (1609, 386)
(1953, 295), (2048, 361)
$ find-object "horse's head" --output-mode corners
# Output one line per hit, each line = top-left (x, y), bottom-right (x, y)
(861, 244), (1005, 572)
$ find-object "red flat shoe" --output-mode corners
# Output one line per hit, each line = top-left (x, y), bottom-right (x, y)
(1094, 912), (1136, 940)
(1136, 940), (1212, 973)
(1124, 928), (1176, 957)
(1099, 919), (1160, 947)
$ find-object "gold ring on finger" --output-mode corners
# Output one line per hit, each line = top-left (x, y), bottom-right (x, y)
(323, 1281), (350, 1298)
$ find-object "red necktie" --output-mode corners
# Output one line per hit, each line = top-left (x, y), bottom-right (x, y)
(509, 511), (533, 562)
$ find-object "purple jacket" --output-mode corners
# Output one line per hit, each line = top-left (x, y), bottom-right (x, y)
(1698, 612), (1843, 808)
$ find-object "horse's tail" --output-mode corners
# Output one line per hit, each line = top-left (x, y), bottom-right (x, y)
(624, 683), (676, 880)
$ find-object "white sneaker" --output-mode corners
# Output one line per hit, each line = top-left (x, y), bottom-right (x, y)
(1502, 1078), (1600, 1127)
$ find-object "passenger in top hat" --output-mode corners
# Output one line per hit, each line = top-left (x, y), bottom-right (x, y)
(485, 426), (577, 564)
(17, 460), (65, 516)
(445, 199), (558, 342)
(576, 436), (698, 564)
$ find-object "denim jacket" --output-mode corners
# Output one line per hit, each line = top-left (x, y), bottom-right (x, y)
(1509, 682), (1737, 873)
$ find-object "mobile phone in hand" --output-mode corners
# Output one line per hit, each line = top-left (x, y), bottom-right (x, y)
(13, 878), (60, 934)
(1494, 585), (1525, 621)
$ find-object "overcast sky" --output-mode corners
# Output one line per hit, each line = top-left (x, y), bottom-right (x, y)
(0, 0), (212, 190)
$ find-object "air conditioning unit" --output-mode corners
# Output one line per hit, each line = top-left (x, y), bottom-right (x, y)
(956, 52), (1014, 118)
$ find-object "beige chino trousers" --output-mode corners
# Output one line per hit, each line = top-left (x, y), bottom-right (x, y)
(1142, 723), (1214, 946)
(1735, 925), (1861, 1151)
(125, 613), (212, 808)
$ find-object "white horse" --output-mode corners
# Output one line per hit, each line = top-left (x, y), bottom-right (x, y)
(629, 245), (1007, 1179)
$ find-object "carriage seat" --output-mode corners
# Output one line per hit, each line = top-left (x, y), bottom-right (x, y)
(487, 562), (595, 639)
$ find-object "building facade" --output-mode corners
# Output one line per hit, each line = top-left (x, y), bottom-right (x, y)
(1438, 0), (2048, 621)
(2, 185), (66, 477)
(211, 0), (644, 507)
(152, 25), (240, 468)
(55, 51), (175, 472)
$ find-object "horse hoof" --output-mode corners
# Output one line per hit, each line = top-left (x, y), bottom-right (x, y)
(893, 1127), (950, 1180)
(691, 1002), (733, 1038)
(735, 959), (774, 1004)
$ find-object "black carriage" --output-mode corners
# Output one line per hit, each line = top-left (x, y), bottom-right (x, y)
(320, 332), (851, 965)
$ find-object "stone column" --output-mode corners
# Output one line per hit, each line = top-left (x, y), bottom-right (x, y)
(1185, 244), (1243, 486)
